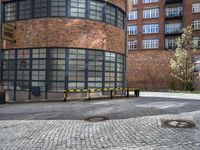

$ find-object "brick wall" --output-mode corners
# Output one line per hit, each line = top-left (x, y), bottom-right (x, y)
(4, 18), (126, 55)
(127, 50), (175, 90)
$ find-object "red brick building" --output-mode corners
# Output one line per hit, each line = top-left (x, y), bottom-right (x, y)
(127, 0), (200, 90)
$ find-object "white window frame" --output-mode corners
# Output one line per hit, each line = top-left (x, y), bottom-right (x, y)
(143, 0), (159, 4)
(192, 3), (200, 13)
(165, 38), (176, 50)
(142, 24), (159, 34)
(128, 40), (137, 50)
(143, 8), (159, 19)
(128, 25), (137, 35)
(132, 0), (138, 5)
(128, 11), (137, 20)
(142, 39), (159, 49)
(192, 20), (200, 30)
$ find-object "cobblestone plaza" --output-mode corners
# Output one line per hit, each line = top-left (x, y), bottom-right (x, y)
(0, 92), (200, 150)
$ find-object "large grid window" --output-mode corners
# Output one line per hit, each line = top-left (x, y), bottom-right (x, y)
(3, 0), (125, 30)
(2, 50), (16, 90)
(88, 50), (103, 88)
(128, 11), (137, 20)
(142, 24), (159, 34)
(19, 0), (31, 19)
(116, 54), (124, 87)
(51, 0), (66, 16)
(70, 0), (86, 18)
(105, 52), (116, 88)
(192, 3), (200, 13)
(142, 39), (159, 49)
(128, 40), (137, 50)
(105, 4), (116, 25)
(2, 48), (125, 95)
(16, 49), (30, 91)
(4, 2), (16, 21)
(32, 49), (46, 91)
(117, 9), (124, 28)
(48, 48), (65, 92)
(34, 0), (47, 18)
(192, 20), (200, 30)
(68, 49), (85, 89)
(89, 0), (103, 21)
(143, 8), (159, 19)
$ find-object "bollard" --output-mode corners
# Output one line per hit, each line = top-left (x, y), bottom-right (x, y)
(135, 89), (140, 97)
(127, 88), (129, 98)
(64, 90), (67, 101)
(111, 90), (113, 99)
(88, 90), (91, 101)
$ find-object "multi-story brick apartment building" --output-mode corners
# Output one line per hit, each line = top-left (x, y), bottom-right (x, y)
(127, 0), (200, 90)
(0, 0), (127, 101)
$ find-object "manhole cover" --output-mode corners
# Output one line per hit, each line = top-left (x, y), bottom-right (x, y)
(161, 119), (196, 128)
(85, 116), (109, 122)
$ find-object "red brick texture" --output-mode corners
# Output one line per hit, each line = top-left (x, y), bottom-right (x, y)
(4, 18), (126, 55)
(127, 50), (174, 90)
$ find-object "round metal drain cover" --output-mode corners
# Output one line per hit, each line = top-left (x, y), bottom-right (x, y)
(162, 119), (196, 128)
(85, 116), (109, 122)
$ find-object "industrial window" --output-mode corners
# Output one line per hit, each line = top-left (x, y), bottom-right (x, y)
(88, 50), (103, 88)
(105, 52), (116, 88)
(32, 49), (46, 91)
(16, 49), (30, 91)
(70, 0), (86, 18)
(4, 2), (16, 21)
(128, 40), (137, 50)
(2, 50), (15, 90)
(143, 0), (159, 4)
(117, 54), (124, 87)
(128, 11), (137, 20)
(142, 24), (159, 34)
(68, 49), (86, 89)
(143, 8), (159, 19)
(128, 25), (137, 35)
(51, 0), (66, 16)
(48, 48), (65, 92)
(142, 39), (159, 49)
(34, 0), (47, 18)
(165, 23), (182, 34)
(89, 0), (103, 21)
(165, 38), (177, 50)
(192, 3), (200, 13)
(105, 4), (116, 25)
(117, 9), (124, 28)
(19, 0), (31, 19)
(192, 20), (200, 30)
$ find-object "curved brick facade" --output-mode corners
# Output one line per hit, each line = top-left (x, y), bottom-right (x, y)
(4, 18), (126, 55)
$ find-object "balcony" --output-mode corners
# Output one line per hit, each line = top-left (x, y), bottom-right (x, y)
(165, 0), (182, 4)
(165, 29), (182, 36)
(165, 12), (183, 20)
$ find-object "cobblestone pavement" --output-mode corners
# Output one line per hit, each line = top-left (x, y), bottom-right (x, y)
(0, 92), (200, 149)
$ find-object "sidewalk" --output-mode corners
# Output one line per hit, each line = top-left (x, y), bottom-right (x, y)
(140, 91), (200, 100)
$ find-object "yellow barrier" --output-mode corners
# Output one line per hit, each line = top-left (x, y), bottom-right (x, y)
(63, 88), (140, 101)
